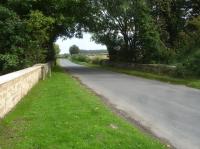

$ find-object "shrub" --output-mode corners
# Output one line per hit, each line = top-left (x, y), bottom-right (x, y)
(0, 54), (20, 73)
(184, 50), (200, 76)
(71, 54), (90, 63)
(175, 63), (189, 78)
(175, 50), (200, 77)
(90, 57), (103, 64)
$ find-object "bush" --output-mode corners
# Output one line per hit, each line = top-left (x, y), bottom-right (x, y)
(90, 57), (103, 64)
(176, 50), (200, 77)
(184, 50), (200, 76)
(175, 63), (189, 78)
(71, 54), (90, 63)
(0, 54), (20, 73)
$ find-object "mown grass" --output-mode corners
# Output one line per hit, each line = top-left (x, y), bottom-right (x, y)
(0, 66), (167, 149)
(72, 60), (200, 89)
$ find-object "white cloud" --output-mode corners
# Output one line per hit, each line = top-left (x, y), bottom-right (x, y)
(56, 33), (107, 54)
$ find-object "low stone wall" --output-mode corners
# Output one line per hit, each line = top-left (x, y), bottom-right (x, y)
(0, 63), (51, 118)
(101, 61), (177, 76)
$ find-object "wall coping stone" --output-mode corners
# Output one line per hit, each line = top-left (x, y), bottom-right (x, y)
(0, 65), (42, 85)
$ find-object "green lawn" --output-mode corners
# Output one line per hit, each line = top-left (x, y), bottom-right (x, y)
(73, 60), (200, 90)
(0, 66), (167, 149)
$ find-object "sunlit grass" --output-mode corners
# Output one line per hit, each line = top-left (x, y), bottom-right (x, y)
(0, 66), (167, 149)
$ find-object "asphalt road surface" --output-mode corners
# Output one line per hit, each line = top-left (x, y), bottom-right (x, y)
(59, 59), (200, 149)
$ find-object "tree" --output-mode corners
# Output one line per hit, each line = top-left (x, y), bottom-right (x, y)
(177, 16), (200, 53)
(0, 0), (92, 73)
(0, 5), (24, 73)
(148, 0), (186, 48)
(89, 0), (165, 63)
(0, 6), (56, 73)
(69, 45), (80, 55)
(53, 44), (61, 58)
(1, 0), (200, 75)
(5, 0), (91, 61)
(25, 10), (55, 64)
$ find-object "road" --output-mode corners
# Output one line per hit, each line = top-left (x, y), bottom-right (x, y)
(59, 59), (200, 149)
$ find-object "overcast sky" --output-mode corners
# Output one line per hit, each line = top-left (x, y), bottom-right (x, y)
(56, 33), (107, 54)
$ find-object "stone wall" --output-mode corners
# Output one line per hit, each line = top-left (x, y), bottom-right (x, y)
(101, 61), (177, 76)
(0, 63), (51, 118)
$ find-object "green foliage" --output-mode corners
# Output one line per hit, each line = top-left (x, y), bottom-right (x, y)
(0, 54), (19, 73)
(0, 6), (56, 73)
(148, 0), (186, 47)
(89, 0), (200, 76)
(0, 5), (22, 52)
(26, 10), (55, 43)
(53, 43), (61, 58)
(69, 45), (80, 55)
(25, 10), (55, 64)
(176, 16), (200, 56)
(0, 0), (91, 73)
(175, 16), (200, 76)
(187, 50), (200, 76)
(71, 54), (90, 63)
(0, 0), (200, 77)
(89, 0), (165, 63)
(134, 0), (166, 63)
(177, 50), (200, 77)
(0, 5), (25, 73)
(90, 57), (103, 65)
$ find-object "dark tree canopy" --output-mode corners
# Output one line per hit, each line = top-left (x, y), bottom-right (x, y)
(0, 0), (91, 73)
(0, 0), (200, 75)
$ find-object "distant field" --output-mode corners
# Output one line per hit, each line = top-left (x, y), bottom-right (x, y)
(80, 49), (108, 55)
(88, 54), (109, 60)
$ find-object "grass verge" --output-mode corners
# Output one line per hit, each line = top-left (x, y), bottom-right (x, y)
(72, 60), (200, 89)
(0, 66), (167, 149)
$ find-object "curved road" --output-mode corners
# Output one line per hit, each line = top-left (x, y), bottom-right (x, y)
(59, 59), (200, 149)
